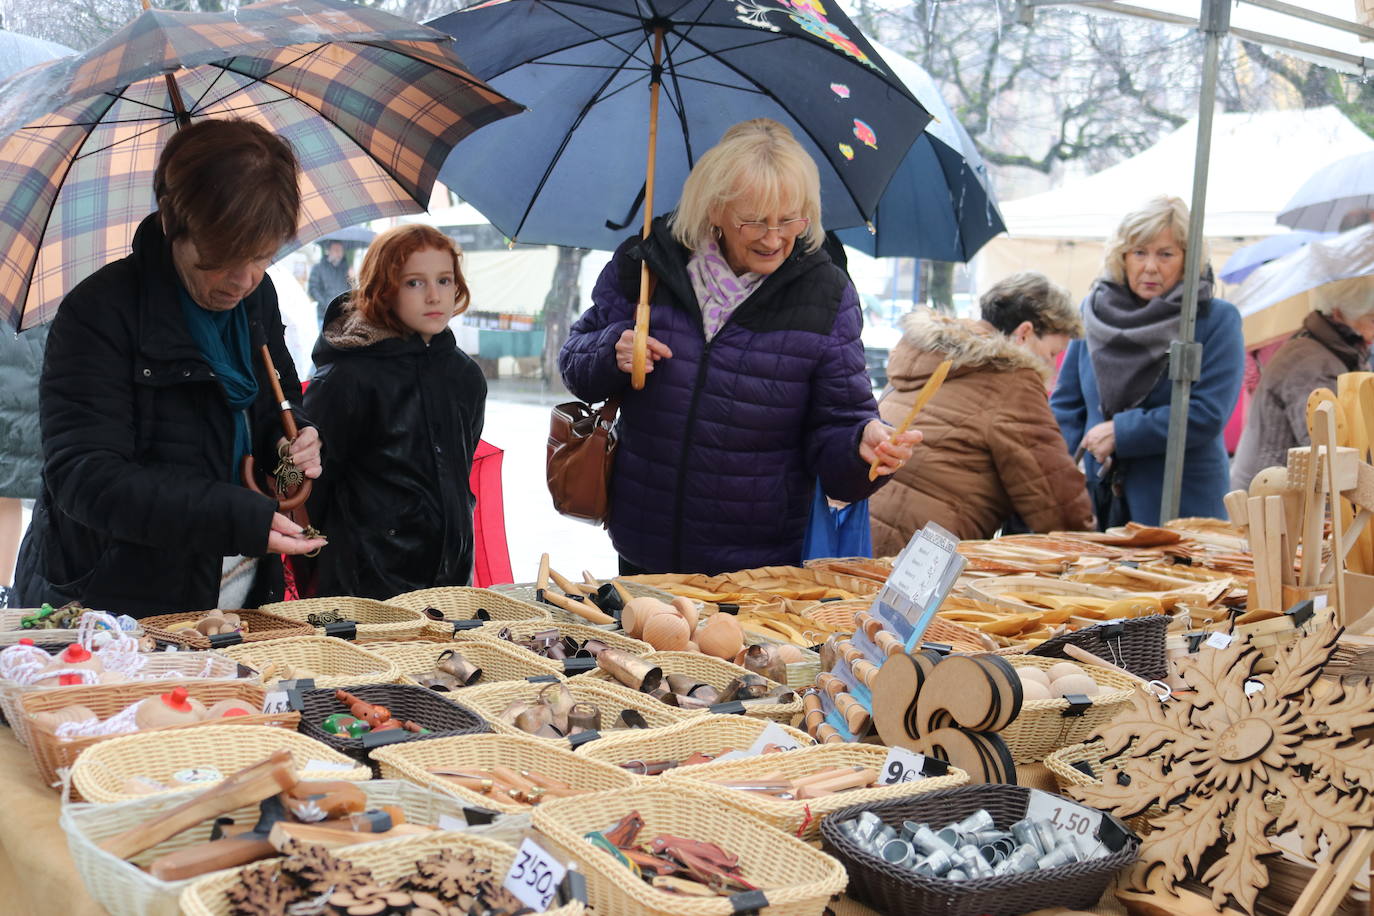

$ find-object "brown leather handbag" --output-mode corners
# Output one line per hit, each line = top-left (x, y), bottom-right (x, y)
(546, 397), (620, 524)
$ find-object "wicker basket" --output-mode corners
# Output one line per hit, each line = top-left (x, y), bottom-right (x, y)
(492, 578), (679, 625)
(578, 714), (813, 775)
(585, 650), (802, 723)
(477, 620), (652, 675)
(219, 635), (400, 688)
(533, 781), (848, 916)
(70, 723), (369, 803)
(819, 783), (1139, 916)
(802, 556), (894, 584)
(1233, 602), (1334, 673)
(459, 678), (692, 744)
(0, 608), (141, 645)
(719, 565), (881, 612)
(618, 573), (786, 616)
(366, 635), (564, 686)
(1030, 615), (1170, 681)
(259, 597), (426, 643)
(180, 830), (585, 916)
(0, 648), (244, 747)
(997, 655), (1139, 764)
(139, 609), (313, 650)
(663, 742), (968, 840)
(374, 732), (638, 814)
(19, 679), (297, 790)
(1043, 740), (1169, 834)
(387, 585), (549, 638)
(62, 779), (492, 916)
(295, 683), (489, 773)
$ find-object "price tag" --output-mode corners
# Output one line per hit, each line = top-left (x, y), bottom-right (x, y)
(885, 526), (957, 611)
(502, 836), (567, 912)
(304, 759), (357, 772)
(878, 747), (926, 785)
(1313, 593), (1328, 611)
(1204, 632), (1233, 650)
(1244, 679), (1264, 696)
(261, 691), (289, 714)
(1025, 789), (1103, 846)
(437, 814), (466, 831)
(745, 722), (805, 756)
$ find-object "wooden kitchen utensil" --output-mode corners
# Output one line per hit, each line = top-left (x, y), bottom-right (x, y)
(867, 358), (951, 481)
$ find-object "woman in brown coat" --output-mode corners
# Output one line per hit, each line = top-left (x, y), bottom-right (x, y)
(870, 272), (1094, 554)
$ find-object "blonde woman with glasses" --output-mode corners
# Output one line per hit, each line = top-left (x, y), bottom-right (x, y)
(560, 118), (918, 575)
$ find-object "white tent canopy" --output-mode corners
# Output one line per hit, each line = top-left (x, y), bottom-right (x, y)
(996, 107), (1374, 240)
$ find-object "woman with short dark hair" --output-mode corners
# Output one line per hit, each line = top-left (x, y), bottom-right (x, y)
(16, 118), (326, 615)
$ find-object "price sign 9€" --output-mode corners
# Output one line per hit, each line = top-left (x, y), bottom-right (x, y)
(502, 836), (567, 912)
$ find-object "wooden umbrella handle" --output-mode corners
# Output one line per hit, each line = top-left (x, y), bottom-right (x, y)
(241, 343), (311, 510)
(630, 27), (665, 391)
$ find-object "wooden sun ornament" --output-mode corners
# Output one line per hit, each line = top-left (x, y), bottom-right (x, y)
(1069, 620), (1374, 916)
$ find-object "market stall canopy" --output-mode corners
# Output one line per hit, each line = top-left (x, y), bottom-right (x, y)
(1062, 0), (1373, 74)
(996, 107), (1374, 240)
(1231, 222), (1374, 346)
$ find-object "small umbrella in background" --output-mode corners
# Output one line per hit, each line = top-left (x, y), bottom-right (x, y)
(1232, 222), (1374, 347)
(315, 224), (377, 249)
(0, 0), (521, 331)
(1219, 229), (1333, 285)
(430, 0), (931, 385)
(1278, 150), (1374, 232)
(834, 40), (1005, 262)
(0, 29), (73, 75)
(470, 439), (513, 586)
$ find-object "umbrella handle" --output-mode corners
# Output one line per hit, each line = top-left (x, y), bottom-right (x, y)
(629, 26), (665, 392)
(241, 455), (311, 511)
(242, 343), (312, 512)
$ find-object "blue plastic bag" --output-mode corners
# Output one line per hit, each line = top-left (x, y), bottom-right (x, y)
(801, 481), (873, 561)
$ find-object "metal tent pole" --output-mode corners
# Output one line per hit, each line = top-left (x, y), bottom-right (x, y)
(1159, 0), (1229, 522)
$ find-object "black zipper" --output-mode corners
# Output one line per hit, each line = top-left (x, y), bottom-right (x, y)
(670, 335), (713, 572)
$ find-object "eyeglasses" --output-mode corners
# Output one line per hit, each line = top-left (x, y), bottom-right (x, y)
(733, 217), (810, 242)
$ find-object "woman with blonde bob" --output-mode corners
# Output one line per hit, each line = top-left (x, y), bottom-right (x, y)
(1051, 196), (1244, 526)
(560, 118), (918, 574)
(305, 223), (487, 598)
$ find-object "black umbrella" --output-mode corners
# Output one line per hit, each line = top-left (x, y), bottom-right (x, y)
(432, 0), (930, 385)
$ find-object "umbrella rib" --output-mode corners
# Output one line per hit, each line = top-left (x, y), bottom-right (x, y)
(11, 92), (120, 330)
(507, 34), (649, 240)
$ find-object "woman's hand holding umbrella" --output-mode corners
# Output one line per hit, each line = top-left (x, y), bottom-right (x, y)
(278, 427), (322, 480)
(615, 328), (672, 375)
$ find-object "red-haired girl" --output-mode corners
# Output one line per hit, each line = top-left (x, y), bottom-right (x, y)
(304, 223), (486, 598)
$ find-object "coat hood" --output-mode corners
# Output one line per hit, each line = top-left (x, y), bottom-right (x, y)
(888, 309), (1052, 391)
(312, 293), (453, 366)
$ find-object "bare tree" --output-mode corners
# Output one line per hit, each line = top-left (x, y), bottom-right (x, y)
(540, 248), (586, 387)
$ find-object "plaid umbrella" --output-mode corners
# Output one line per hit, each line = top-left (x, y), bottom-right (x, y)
(0, 0), (522, 331)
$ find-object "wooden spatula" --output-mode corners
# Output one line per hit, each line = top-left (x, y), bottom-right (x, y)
(868, 359), (952, 481)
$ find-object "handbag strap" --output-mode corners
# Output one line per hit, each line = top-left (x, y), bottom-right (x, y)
(597, 396), (621, 423)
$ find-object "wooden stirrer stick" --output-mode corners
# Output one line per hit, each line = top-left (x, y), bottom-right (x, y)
(868, 359), (951, 481)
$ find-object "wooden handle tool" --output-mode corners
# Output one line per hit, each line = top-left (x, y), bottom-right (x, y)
(100, 751), (296, 860)
(868, 358), (951, 481)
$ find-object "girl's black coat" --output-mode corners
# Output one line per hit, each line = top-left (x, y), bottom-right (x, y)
(16, 214), (300, 615)
(303, 298), (486, 599)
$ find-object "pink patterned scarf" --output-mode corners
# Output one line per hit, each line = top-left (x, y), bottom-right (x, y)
(687, 238), (765, 340)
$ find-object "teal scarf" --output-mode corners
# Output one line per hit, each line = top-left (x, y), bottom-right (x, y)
(177, 285), (259, 479)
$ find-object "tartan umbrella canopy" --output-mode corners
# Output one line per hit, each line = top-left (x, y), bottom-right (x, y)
(0, 0), (522, 331)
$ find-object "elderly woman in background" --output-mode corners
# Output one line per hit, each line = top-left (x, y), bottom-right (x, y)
(15, 119), (326, 615)
(1231, 276), (1374, 491)
(560, 118), (918, 575)
(1051, 196), (1244, 526)
(869, 272), (1094, 552)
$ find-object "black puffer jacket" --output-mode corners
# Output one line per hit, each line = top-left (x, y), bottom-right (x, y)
(15, 213), (302, 615)
(304, 297), (486, 599)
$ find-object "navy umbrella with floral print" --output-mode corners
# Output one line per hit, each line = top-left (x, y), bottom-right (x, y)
(431, 0), (930, 385)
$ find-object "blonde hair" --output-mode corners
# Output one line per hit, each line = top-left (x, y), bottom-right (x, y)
(1100, 195), (1208, 285)
(670, 118), (823, 254)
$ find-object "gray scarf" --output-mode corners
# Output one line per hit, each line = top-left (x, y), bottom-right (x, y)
(1083, 270), (1213, 418)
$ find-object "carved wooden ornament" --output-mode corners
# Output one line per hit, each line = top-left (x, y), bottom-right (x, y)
(1069, 621), (1374, 915)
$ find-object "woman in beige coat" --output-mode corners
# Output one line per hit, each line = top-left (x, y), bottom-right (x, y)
(870, 272), (1094, 554)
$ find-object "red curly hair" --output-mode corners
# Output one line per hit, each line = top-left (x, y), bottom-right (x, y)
(353, 223), (470, 335)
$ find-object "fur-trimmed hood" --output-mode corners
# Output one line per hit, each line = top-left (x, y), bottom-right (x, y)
(888, 308), (1052, 391)
(320, 295), (405, 350)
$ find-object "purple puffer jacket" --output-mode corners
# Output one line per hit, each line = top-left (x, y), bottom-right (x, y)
(559, 219), (886, 574)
